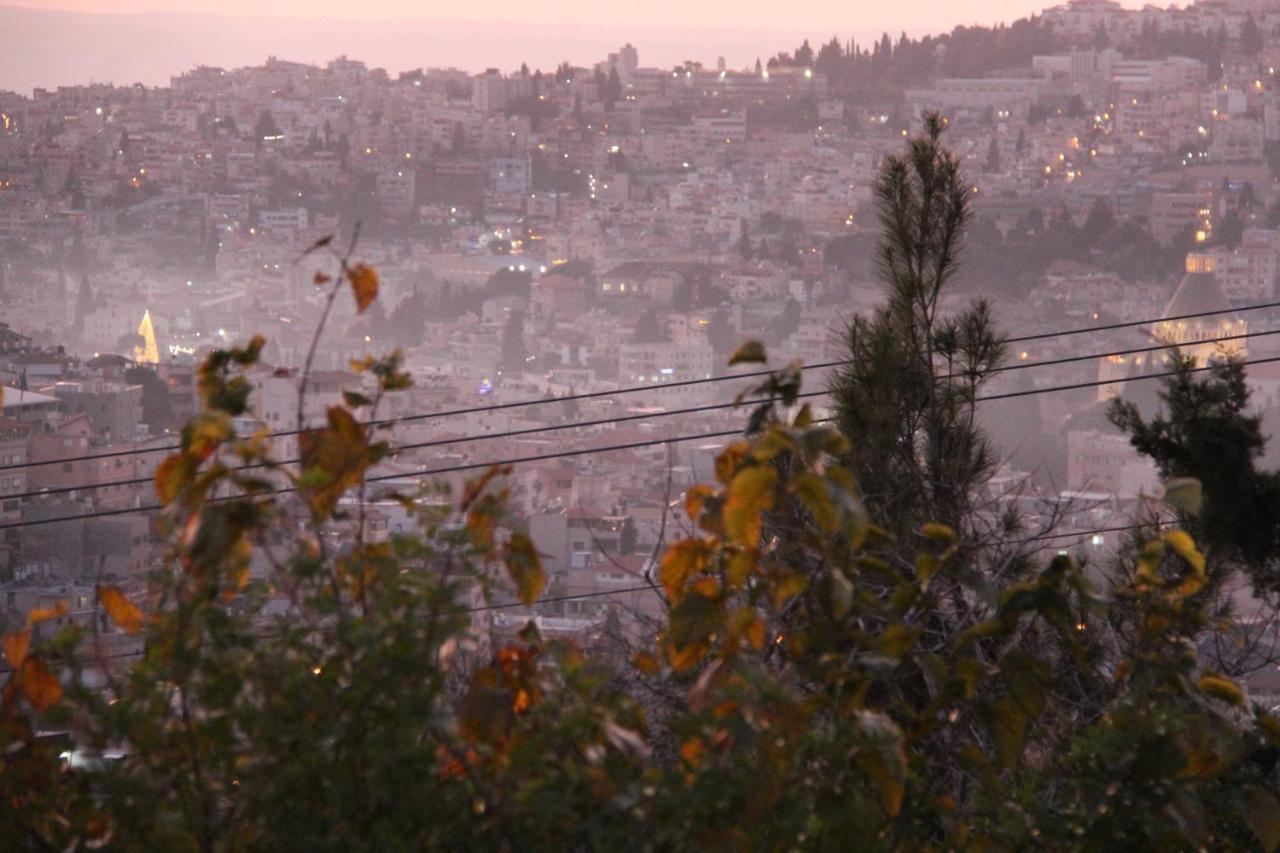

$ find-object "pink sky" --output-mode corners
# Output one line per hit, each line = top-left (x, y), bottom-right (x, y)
(1, 1), (1152, 93)
(7, 0), (1124, 33)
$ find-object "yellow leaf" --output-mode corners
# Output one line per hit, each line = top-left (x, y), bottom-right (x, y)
(724, 550), (755, 588)
(153, 453), (194, 504)
(920, 522), (956, 542)
(99, 585), (144, 634)
(714, 441), (749, 485)
(658, 539), (711, 604)
(684, 485), (715, 522)
(503, 532), (546, 606)
(347, 263), (379, 313)
(1198, 674), (1245, 705)
(727, 340), (767, 365)
(723, 465), (776, 546)
(299, 406), (374, 518)
(1164, 529), (1205, 573)
(916, 552), (940, 586)
(772, 573), (809, 608)
(744, 616), (765, 651)
(3, 629), (31, 667)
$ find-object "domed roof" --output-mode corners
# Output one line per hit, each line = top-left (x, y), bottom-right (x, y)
(1161, 271), (1232, 321)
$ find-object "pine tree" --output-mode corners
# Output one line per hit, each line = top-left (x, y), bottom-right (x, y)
(984, 136), (1001, 173)
(736, 222), (753, 260)
(500, 310), (528, 372)
(828, 113), (1005, 539)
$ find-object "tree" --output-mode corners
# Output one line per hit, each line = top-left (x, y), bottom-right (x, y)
(983, 135), (1001, 173)
(1242, 14), (1264, 55)
(500, 309), (528, 372)
(253, 110), (281, 142)
(795, 38), (814, 66)
(125, 364), (174, 433)
(1110, 357), (1280, 597)
(2, 226), (1277, 853)
(1216, 209), (1244, 249)
(735, 222), (753, 260)
(775, 297), (802, 339)
(828, 113), (1005, 540)
(1082, 197), (1116, 242)
(632, 309), (665, 343)
(619, 516), (638, 555)
(604, 67), (622, 109)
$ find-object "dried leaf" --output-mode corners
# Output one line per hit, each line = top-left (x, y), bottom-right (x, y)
(347, 263), (379, 313)
(727, 340), (767, 365)
(27, 602), (68, 625)
(20, 657), (61, 711)
(99, 585), (143, 634)
(3, 630), (31, 667)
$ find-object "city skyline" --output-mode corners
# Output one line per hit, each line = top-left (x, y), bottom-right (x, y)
(2, 0), (1137, 94)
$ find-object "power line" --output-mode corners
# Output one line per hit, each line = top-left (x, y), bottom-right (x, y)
(4, 326), (1272, 504)
(0, 517), (1187, 674)
(5, 353), (1280, 531)
(4, 298), (1277, 474)
(1004, 299), (1280, 344)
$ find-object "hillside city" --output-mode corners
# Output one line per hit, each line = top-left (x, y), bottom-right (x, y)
(3, 0), (1280, 697)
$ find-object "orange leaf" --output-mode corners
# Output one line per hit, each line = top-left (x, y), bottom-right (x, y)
(3, 630), (31, 667)
(27, 601), (68, 625)
(20, 658), (61, 711)
(99, 585), (144, 634)
(680, 737), (707, 767)
(633, 650), (660, 675)
(347, 263), (379, 313)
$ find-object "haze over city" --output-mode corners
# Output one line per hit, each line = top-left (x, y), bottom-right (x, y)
(3, 0), (1135, 93)
(3, 0), (1280, 847)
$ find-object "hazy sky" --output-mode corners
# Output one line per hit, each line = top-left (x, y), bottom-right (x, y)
(1, 1), (1149, 93)
(8, 0), (1123, 34)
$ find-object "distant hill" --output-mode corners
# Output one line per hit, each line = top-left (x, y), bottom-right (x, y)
(0, 5), (879, 94)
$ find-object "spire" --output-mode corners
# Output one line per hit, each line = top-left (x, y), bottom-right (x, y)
(135, 309), (159, 364)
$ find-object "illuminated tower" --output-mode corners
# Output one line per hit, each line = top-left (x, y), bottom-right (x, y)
(135, 309), (159, 364)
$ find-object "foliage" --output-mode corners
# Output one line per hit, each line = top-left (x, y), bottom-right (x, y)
(2, 130), (1278, 853)
(829, 113), (1005, 540)
(1110, 356), (1280, 598)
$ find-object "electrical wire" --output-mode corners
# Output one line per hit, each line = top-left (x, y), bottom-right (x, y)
(3, 326), (1272, 504)
(4, 353), (1279, 530)
(3, 297), (1276, 474)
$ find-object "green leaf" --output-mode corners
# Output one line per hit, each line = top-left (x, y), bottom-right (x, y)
(830, 570), (853, 620)
(1162, 477), (1203, 516)
(793, 472), (838, 534)
(983, 695), (1029, 769)
(727, 340), (767, 365)
(342, 390), (372, 408)
(1000, 651), (1049, 718)
(854, 711), (906, 817)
